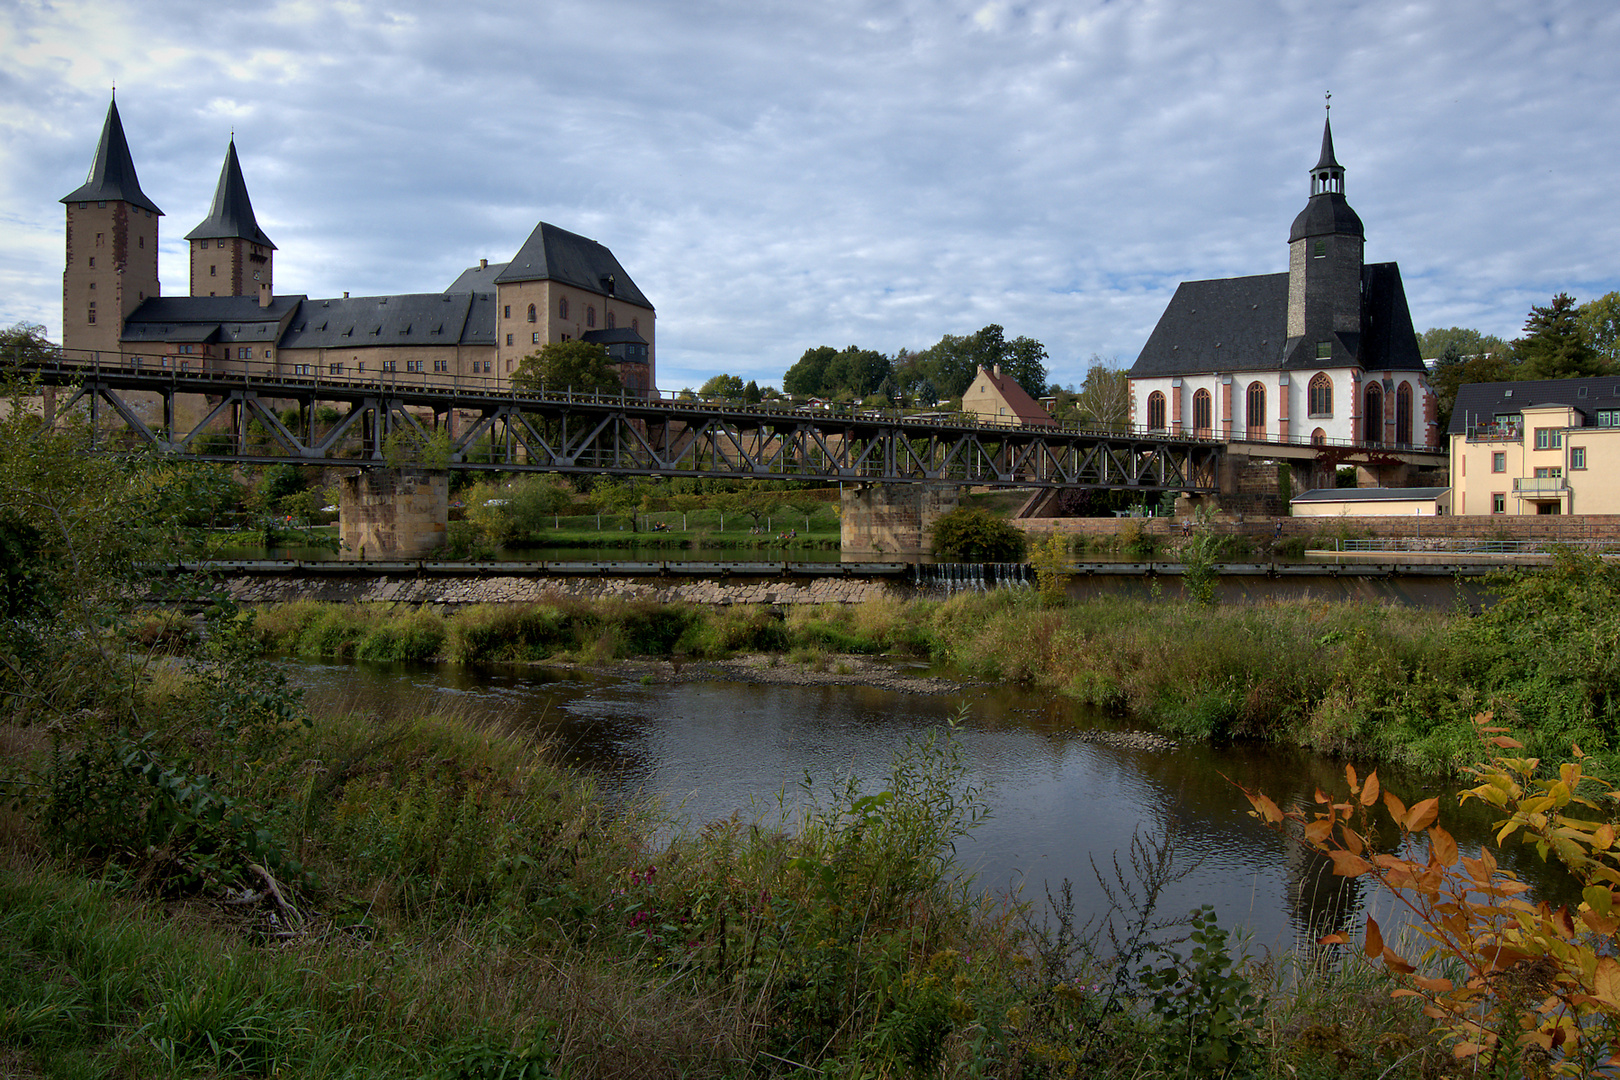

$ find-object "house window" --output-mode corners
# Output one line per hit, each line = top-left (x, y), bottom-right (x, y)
(586, 306), (596, 329)
(1245, 382), (1265, 438)
(382, 361), (397, 372)
(1316, 341), (1331, 360)
(87, 308), (95, 324)
(434, 360), (448, 373)
(481, 361), (492, 373)
(527, 304), (536, 323)
(1308, 373), (1332, 416)
(1534, 428), (1563, 450)
(1192, 389), (1212, 435)
(1492, 493), (1506, 514)
(1597, 410), (1620, 428)
(1146, 391), (1166, 431)
(1492, 452), (1506, 473)
(1533, 467), (1563, 479)
(560, 297), (569, 319)
(505, 334), (513, 346)
(294, 364), (311, 376)
(1572, 446), (1587, 469)
(406, 360), (422, 373)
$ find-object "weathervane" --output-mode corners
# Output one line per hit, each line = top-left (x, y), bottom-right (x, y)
(1325, 90), (1331, 114)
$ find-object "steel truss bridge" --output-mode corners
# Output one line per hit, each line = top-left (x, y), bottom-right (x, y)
(10, 356), (1228, 492)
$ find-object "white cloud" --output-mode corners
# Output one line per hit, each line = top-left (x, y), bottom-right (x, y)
(3, 0), (1619, 391)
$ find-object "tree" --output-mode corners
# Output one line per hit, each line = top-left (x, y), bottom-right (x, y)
(784, 345), (837, 397)
(1424, 329), (1518, 432)
(510, 340), (619, 395)
(1003, 335), (1049, 400)
(699, 373), (745, 401)
(1066, 358), (1130, 431)
(1577, 291), (1620, 369)
(743, 379), (762, 404)
(0, 322), (54, 366)
(930, 506), (1026, 560)
(1516, 293), (1606, 380)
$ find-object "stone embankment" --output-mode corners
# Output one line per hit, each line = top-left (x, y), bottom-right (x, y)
(219, 571), (906, 608)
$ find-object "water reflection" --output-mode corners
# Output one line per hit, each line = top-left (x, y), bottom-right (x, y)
(284, 658), (1577, 953)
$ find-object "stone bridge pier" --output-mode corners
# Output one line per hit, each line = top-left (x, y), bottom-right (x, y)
(840, 482), (959, 560)
(338, 469), (449, 559)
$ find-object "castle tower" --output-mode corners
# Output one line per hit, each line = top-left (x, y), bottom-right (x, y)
(185, 139), (275, 304)
(1284, 113), (1365, 366)
(60, 94), (163, 361)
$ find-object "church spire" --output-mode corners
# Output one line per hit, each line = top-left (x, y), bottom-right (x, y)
(1310, 113), (1345, 197)
(185, 139), (275, 248)
(60, 95), (163, 215)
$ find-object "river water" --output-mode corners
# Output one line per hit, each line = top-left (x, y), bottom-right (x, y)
(285, 658), (1574, 955)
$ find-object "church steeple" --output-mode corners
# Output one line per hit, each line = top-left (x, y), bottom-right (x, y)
(1285, 102), (1366, 362)
(1310, 115), (1344, 196)
(186, 138), (275, 301)
(60, 94), (164, 215)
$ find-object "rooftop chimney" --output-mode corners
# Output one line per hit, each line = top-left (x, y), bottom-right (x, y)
(479, 258), (488, 269)
(259, 282), (271, 308)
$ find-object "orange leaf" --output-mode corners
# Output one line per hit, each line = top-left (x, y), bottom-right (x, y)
(1594, 957), (1620, 1007)
(1596, 823), (1615, 850)
(1428, 825), (1459, 867)
(1381, 946), (1417, 974)
(1314, 788), (1329, 804)
(1405, 797), (1440, 833)
(1383, 790), (1408, 824)
(1412, 975), (1454, 993)
(1360, 770), (1381, 806)
(1582, 911), (1620, 936)
(1390, 988), (1423, 999)
(1490, 736), (1524, 749)
(1319, 933), (1347, 945)
(1250, 792), (1283, 824)
(1328, 850), (1373, 877)
(1346, 763), (1359, 794)
(1453, 1042), (1485, 1059)
(1340, 825), (1364, 856)
(1363, 916), (1384, 959)
(1303, 818), (1334, 845)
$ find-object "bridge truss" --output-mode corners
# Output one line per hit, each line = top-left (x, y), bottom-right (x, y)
(15, 359), (1221, 493)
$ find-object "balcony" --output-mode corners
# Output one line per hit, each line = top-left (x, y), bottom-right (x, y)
(1467, 423), (1522, 442)
(1512, 477), (1568, 495)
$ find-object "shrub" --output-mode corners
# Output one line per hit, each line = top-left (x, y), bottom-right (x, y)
(930, 507), (1026, 561)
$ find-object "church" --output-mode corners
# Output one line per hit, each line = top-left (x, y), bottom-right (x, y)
(1127, 114), (1436, 451)
(59, 95), (656, 396)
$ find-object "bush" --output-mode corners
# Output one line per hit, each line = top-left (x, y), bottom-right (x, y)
(930, 507), (1026, 561)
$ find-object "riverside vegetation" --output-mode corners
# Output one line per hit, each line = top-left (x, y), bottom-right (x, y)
(7, 389), (1620, 1077)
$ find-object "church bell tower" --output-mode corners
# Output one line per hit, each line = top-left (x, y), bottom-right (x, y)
(1284, 106), (1365, 368)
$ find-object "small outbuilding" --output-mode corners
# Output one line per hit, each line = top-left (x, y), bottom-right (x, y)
(1290, 487), (1451, 517)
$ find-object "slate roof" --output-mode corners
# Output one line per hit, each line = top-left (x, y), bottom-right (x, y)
(185, 140), (275, 248)
(1291, 116), (1363, 242)
(121, 295), (303, 345)
(60, 97), (163, 216)
(445, 262), (510, 293)
(1447, 377), (1620, 435)
(279, 293), (495, 349)
(1129, 262), (1424, 379)
(582, 328), (649, 347)
(494, 222), (653, 309)
(1291, 486), (1450, 504)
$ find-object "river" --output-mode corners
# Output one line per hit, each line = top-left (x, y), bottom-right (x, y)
(284, 657), (1574, 955)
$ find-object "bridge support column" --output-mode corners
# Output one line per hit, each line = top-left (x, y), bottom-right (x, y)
(840, 483), (958, 560)
(338, 469), (449, 560)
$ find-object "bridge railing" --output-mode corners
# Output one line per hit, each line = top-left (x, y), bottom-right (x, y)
(8, 345), (1441, 454)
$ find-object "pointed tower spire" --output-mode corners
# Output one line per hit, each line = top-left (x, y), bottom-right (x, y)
(60, 96), (163, 215)
(185, 139), (275, 248)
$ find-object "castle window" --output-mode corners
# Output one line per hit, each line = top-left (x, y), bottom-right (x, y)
(1313, 240), (1325, 258)
(505, 334), (513, 346)
(532, 332), (539, 344)
(383, 361), (397, 372)
(1308, 373), (1332, 416)
(482, 361), (492, 372)
(329, 363), (343, 375)
(1315, 340), (1331, 359)
(1311, 427), (1326, 446)
(407, 360), (422, 373)
(1146, 391), (1166, 431)
(97, 201), (105, 209)
(86, 308), (95, 324)
(560, 297), (569, 319)
(434, 360), (448, 373)
(632, 318), (639, 334)
(503, 305), (511, 318)
(1192, 389), (1212, 435)
(586, 306), (596, 329)
(79, 202), (86, 209)
(88, 258), (94, 268)
(527, 304), (536, 323)
(210, 265), (216, 276)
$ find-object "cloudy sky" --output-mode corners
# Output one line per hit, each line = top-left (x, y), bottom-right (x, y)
(4, 0), (1617, 391)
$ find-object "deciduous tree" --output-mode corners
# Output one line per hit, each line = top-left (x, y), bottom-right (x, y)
(511, 340), (620, 395)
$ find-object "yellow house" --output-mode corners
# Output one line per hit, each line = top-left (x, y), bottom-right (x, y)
(1448, 378), (1620, 515)
(961, 364), (1055, 426)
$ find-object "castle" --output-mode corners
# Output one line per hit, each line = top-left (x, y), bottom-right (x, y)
(1127, 114), (1437, 451)
(60, 95), (656, 396)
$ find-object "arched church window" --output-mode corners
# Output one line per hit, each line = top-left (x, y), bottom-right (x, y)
(1147, 391), (1166, 431)
(527, 304), (536, 323)
(559, 297), (569, 319)
(606, 311), (616, 330)
(1246, 382), (1266, 440)
(1396, 383), (1413, 446)
(1309, 373), (1333, 416)
(631, 318), (639, 334)
(1311, 428), (1327, 446)
(1192, 389), (1212, 436)
(586, 306), (596, 329)
(1364, 384), (1384, 445)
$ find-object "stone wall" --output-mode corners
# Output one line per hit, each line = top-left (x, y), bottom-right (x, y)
(1017, 513), (1620, 543)
(338, 470), (449, 559)
(840, 483), (959, 557)
(221, 571), (904, 608)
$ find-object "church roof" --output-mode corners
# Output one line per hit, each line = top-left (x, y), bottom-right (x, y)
(493, 222), (653, 309)
(1447, 377), (1620, 435)
(185, 140), (275, 248)
(1289, 192), (1364, 242)
(1128, 262), (1425, 378)
(279, 292), (493, 349)
(60, 96), (163, 215)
